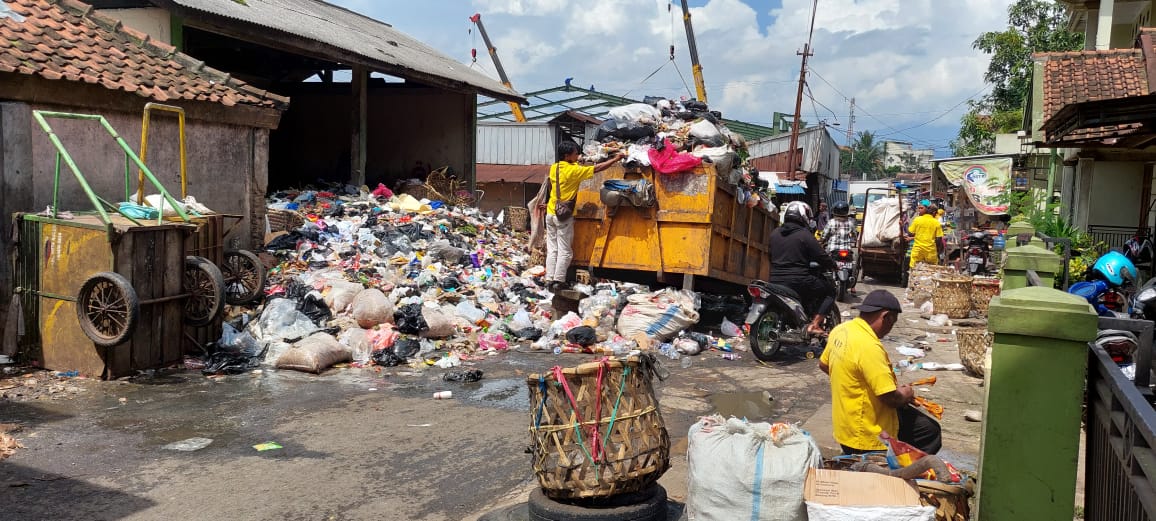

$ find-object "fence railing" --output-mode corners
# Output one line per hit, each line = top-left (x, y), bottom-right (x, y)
(1084, 316), (1156, 520)
(1088, 225), (1150, 252)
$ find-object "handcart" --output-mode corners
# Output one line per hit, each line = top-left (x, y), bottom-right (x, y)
(136, 102), (266, 306)
(12, 111), (225, 378)
(856, 187), (910, 286)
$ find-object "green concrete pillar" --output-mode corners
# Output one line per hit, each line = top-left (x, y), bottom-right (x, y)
(1002, 244), (1062, 290)
(977, 287), (1098, 521)
(1006, 221), (1035, 247)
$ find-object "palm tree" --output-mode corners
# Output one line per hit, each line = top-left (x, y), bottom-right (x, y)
(840, 130), (886, 180)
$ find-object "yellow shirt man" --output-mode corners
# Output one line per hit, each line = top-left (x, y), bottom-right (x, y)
(547, 161), (594, 215)
(820, 317), (899, 451)
(908, 213), (943, 267)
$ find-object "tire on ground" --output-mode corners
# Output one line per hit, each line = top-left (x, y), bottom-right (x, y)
(527, 485), (667, 521)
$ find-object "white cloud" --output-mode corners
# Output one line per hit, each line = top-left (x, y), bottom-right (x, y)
(329, 0), (1017, 151)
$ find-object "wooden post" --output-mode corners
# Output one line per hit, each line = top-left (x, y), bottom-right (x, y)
(350, 66), (368, 187)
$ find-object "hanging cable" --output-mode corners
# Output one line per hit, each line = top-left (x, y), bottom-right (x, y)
(670, 61), (696, 100)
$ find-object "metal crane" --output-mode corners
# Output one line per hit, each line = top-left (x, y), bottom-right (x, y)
(469, 13), (527, 122)
(679, 0), (708, 104)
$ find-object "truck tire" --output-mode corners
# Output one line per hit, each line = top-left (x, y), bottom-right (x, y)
(527, 485), (667, 521)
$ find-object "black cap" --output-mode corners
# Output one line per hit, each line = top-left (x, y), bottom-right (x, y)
(854, 290), (902, 313)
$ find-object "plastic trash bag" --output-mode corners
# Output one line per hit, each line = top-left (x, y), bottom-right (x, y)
(720, 318), (743, 338)
(257, 298), (320, 342)
(392, 337), (421, 359)
(394, 303), (429, 335)
(434, 353), (461, 368)
(565, 326), (598, 347)
(648, 138), (703, 175)
(298, 292), (332, 325)
(371, 347), (405, 367)
(512, 327), (543, 341)
(478, 332), (508, 351)
(509, 310), (534, 331)
(203, 323), (267, 375)
(338, 328), (373, 363)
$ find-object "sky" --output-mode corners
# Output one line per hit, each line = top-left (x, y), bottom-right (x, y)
(329, 0), (1018, 156)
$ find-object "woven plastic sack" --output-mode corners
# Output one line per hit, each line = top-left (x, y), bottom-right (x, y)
(616, 288), (700, 341)
(861, 197), (901, 247)
(325, 281), (364, 314)
(687, 415), (822, 521)
(805, 503), (936, 521)
(351, 288), (393, 328)
(275, 333), (351, 374)
(420, 307), (456, 339)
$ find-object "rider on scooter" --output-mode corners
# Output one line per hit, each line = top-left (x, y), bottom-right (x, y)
(822, 201), (857, 254)
(770, 201), (838, 336)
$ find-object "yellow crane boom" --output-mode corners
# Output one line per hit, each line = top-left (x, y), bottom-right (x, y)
(470, 13), (526, 122)
(680, 0), (708, 103)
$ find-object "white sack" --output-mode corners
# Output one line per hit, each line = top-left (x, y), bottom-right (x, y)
(805, 503), (936, 521)
(608, 103), (662, 126)
(861, 197), (901, 247)
(687, 415), (822, 521)
(616, 288), (700, 341)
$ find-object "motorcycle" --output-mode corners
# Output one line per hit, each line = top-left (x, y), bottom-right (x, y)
(831, 248), (856, 302)
(744, 263), (842, 362)
(1131, 277), (1156, 321)
(1069, 278), (1132, 317)
(964, 231), (991, 276)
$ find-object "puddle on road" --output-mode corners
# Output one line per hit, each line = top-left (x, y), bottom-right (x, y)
(708, 391), (776, 421)
(456, 378), (529, 411)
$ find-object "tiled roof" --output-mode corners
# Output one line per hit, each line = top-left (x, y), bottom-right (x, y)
(1036, 48), (1149, 142)
(0, 0), (288, 109)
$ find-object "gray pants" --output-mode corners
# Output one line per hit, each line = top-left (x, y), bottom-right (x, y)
(545, 214), (574, 282)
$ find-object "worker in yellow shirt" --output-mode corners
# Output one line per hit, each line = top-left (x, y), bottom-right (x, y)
(820, 290), (942, 454)
(907, 200), (943, 268)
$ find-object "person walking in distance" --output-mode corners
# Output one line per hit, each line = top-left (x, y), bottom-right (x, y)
(907, 200), (943, 268)
(542, 141), (623, 291)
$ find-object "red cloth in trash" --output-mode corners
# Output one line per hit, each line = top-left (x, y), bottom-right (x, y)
(372, 183), (394, 199)
(647, 139), (703, 174)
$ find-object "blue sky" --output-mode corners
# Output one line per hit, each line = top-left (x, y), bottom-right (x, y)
(331, 0), (1016, 156)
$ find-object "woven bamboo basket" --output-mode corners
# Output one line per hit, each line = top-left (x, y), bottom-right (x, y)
(425, 166), (453, 198)
(527, 356), (670, 499)
(529, 248), (546, 267)
(266, 208), (304, 232)
(957, 328), (993, 377)
(970, 277), (1001, 317)
(505, 206), (530, 231)
(932, 274), (973, 319)
(398, 182), (444, 202)
(907, 264), (959, 304)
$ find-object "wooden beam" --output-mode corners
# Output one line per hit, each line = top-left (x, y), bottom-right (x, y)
(350, 65), (368, 187)
(0, 73), (282, 129)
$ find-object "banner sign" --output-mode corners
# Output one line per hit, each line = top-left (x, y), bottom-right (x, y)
(937, 157), (1012, 215)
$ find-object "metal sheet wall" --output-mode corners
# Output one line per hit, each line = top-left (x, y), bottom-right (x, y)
(476, 123), (555, 165)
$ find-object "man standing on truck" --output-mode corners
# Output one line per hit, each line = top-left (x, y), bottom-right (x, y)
(907, 200), (943, 268)
(542, 141), (624, 291)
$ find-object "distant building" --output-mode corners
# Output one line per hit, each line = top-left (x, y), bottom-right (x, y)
(883, 141), (935, 172)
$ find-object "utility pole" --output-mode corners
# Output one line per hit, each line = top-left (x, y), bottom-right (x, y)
(786, 0), (819, 181)
(846, 97), (855, 144)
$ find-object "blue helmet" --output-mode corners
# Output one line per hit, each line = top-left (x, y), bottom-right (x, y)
(1092, 251), (1138, 286)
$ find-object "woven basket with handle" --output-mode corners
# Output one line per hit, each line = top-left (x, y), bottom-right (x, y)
(957, 328), (993, 377)
(970, 277), (1001, 317)
(505, 206), (530, 231)
(527, 356), (670, 499)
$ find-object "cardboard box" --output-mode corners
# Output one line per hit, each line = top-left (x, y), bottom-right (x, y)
(804, 468), (922, 506)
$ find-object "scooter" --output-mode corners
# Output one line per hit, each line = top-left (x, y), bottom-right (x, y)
(1069, 278), (1131, 317)
(1131, 277), (1156, 321)
(832, 248), (856, 302)
(965, 231), (991, 276)
(745, 263), (842, 362)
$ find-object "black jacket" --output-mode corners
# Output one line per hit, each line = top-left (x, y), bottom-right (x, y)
(770, 222), (836, 278)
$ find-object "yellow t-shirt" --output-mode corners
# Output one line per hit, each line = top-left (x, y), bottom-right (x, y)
(820, 317), (899, 451)
(546, 161), (595, 215)
(908, 213), (943, 251)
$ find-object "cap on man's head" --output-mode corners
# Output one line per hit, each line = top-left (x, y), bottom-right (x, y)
(919, 199), (931, 208)
(854, 289), (902, 313)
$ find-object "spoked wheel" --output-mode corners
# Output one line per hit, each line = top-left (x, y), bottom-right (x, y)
(76, 272), (140, 347)
(184, 256), (225, 327)
(221, 250), (266, 305)
(749, 310), (785, 362)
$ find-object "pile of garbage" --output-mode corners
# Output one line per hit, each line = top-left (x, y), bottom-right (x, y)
(581, 98), (774, 212)
(194, 185), (748, 375)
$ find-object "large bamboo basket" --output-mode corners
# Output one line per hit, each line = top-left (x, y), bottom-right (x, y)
(907, 264), (959, 305)
(957, 328), (993, 377)
(527, 356), (670, 499)
(266, 208), (304, 233)
(932, 274), (973, 319)
(970, 277), (1001, 317)
(505, 206), (530, 231)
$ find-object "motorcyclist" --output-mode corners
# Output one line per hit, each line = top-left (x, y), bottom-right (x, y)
(822, 201), (856, 253)
(770, 201), (837, 336)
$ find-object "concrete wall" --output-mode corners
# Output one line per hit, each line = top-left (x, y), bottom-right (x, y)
(0, 100), (267, 249)
(1086, 160), (1145, 228)
(101, 8), (171, 42)
(269, 85), (473, 190)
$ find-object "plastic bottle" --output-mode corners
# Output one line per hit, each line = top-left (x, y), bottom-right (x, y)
(720, 353), (741, 361)
(433, 391), (453, 399)
(658, 343), (681, 360)
(993, 232), (1006, 251)
(553, 345), (582, 354)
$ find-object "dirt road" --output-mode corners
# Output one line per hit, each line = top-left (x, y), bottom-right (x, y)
(0, 281), (984, 521)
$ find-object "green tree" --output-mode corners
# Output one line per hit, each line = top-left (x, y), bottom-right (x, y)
(841, 130), (886, 180)
(952, 0), (1082, 155)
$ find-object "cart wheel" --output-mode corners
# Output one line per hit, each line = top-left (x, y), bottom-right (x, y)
(222, 250), (266, 305)
(76, 272), (139, 347)
(184, 256), (225, 327)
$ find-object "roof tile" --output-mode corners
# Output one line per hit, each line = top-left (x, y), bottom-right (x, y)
(0, 0), (287, 110)
(1035, 48), (1149, 141)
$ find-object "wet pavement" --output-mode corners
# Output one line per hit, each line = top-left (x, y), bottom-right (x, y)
(0, 279), (986, 521)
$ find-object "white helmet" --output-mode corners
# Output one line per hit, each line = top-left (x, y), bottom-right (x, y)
(781, 201), (813, 226)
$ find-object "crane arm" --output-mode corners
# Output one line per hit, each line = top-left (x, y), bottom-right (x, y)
(679, 0), (708, 104)
(470, 13), (526, 122)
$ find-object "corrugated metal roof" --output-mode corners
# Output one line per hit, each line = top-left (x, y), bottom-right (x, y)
(478, 83), (777, 141)
(155, 0), (522, 101)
